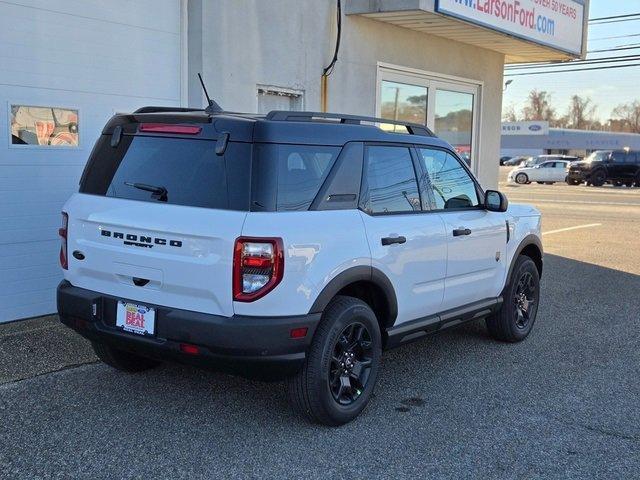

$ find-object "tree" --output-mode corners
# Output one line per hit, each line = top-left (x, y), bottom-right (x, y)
(566, 95), (597, 130)
(502, 104), (518, 122)
(522, 90), (555, 122)
(611, 100), (640, 133)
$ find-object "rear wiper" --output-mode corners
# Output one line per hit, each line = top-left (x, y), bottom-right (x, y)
(124, 182), (168, 201)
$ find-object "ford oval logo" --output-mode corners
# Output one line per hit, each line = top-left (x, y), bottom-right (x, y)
(529, 125), (542, 131)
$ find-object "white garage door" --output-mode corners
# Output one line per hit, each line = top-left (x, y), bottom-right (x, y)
(0, 0), (183, 322)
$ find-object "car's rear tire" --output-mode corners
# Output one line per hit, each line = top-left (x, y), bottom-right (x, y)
(92, 342), (161, 372)
(486, 255), (540, 343)
(515, 173), (529, 185)
(286, 296), (382, 426)
(591, 170), (606, 187)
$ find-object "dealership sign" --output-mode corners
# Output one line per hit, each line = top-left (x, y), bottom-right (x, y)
(436, 0), (585, 55)
(502, 121), (549, 136)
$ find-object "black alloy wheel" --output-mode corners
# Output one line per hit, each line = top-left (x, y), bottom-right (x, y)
(591, 170), (606, 187)
(329, 322), (373, 405)
(486, 255), (540, 342)
(513, 271), (537, 330)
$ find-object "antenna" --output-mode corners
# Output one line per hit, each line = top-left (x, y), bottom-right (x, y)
(197, 73), (222, 114)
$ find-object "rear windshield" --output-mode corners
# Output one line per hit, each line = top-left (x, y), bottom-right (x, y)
(80, 135), (249, 210)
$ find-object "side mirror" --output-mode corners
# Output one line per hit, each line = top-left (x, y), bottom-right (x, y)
(485, 190), (508, 212)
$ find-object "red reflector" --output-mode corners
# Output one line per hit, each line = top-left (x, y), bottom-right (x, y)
(139, 123), (202, 135)
(179, 343), (200, 355)
(242, 256), (272, 269)
(290, 327), (308, 339)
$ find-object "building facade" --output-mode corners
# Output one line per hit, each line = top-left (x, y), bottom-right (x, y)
(501, 121), (640, 157)
(0, 0), (589, 322)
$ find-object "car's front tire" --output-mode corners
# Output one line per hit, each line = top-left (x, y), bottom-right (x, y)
(286, 296), (382, 426)
(92, 342), (161, 372)
(486, 255), (540, 343)
(515, 173), (529, 184)
(591, 170), (606, 187)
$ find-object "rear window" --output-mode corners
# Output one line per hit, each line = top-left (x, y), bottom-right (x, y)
(80, 135), (250, 210)
(251, 144), (340, 211)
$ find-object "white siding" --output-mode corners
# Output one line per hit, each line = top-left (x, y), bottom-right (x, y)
(0, 0), (183, 322)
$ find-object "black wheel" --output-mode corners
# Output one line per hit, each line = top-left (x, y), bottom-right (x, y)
(486, 255), (540, 342)
(92, 341), (161, 372)
(591, 170), (606, 187)
(515, 173), (529, 185)
(286, 296), (382, 426)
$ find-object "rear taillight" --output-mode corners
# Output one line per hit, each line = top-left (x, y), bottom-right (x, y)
(59, 212), (68, 270)
(233, 237), (284, 302)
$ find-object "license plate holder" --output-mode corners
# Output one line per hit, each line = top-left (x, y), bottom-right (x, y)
(116, 301), (156, 336)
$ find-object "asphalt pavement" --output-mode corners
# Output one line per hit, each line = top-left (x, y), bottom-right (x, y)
(1, 169), (639, 479)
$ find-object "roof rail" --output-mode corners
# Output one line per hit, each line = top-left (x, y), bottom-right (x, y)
(133, 106), (205, 114)
(265, 110), (434, 137)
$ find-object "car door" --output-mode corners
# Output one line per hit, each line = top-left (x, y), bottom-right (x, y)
(609, 151), (626, 179)
(358, 145), (447, 325)
(416, 147), (507, 311)
(553, 161), (569, 181)
(538, 161), (555, 181)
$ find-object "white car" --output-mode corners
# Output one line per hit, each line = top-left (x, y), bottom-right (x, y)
(508, 160), (571, 185)
(57, 107), (543, 426)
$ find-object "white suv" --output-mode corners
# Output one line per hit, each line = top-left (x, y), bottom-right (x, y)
(57, 108), (543, 425)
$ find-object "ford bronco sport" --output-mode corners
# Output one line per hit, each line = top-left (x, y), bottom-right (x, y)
(57, 107), (543, 425)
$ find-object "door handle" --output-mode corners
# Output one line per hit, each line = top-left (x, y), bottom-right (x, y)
(452, 228), (472, 237)
(381, 236), (406, 246)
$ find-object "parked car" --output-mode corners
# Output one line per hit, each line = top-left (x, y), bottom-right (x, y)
(503, 156), (530, 166)
(508, 160), (572, 185)
(566, 150), (640, 187)
(522, 154), (579, 168)
(57, 107), (543, 426)
(500, 156), (512, 166)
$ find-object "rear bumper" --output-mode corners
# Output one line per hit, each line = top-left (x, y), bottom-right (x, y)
(56, 280), (321, 380)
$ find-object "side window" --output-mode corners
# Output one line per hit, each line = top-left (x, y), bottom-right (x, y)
(611, 152), (626, 163)
(418, 148), (480, 210)
(275, 145), (339, 211)
(360, 146), (421, 214)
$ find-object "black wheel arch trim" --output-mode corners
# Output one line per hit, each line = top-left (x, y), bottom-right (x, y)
(506, 234), (543, 287)
(308, 265), (398, 327)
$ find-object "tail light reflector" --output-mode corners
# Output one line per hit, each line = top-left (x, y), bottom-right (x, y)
(59, 212), (68, 270)
(233, 237), (284, 302)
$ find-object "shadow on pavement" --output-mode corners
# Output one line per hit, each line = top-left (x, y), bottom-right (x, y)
(1, 254), (639, 478)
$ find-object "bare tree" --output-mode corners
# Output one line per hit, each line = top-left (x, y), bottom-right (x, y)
(566, 95), (597, 130)
(522, 90), (555, 122)
(611, 100), (640, 133)
(502, 104), (518, 122)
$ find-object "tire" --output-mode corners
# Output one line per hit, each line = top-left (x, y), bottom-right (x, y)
(591, 170), (606, 187)
(486, 255), (540, 343)
(286, 296), (382, 426)
(92, 341), (161, 372)
(515, 173), (529, 185)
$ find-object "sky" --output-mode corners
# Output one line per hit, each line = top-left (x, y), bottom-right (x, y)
(502, 0), (640, 122)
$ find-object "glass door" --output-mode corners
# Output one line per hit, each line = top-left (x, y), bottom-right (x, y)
(377, 67), (480, 171)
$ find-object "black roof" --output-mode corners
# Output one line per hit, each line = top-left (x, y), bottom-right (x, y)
(102, 108), (454, 150)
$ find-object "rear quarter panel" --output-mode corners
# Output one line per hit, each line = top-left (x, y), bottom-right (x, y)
(235, 210), (370, 317)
